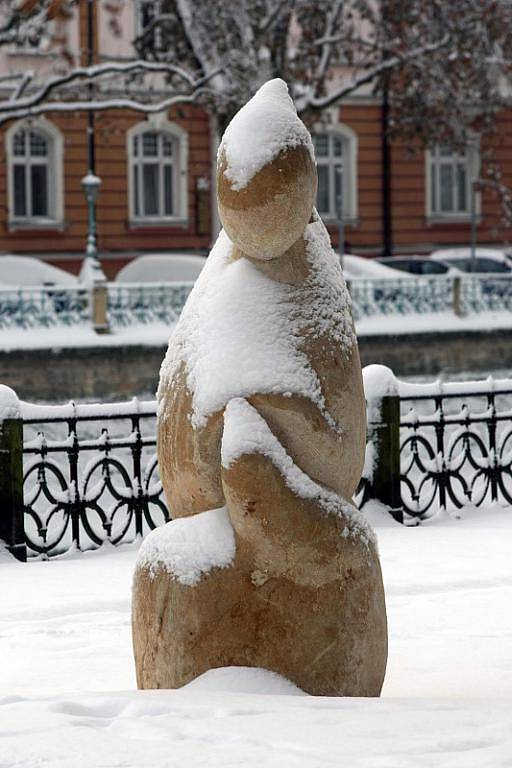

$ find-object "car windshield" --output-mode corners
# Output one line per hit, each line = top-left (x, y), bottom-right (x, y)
(419, 261), (449, 274)
(379, 260), (411, 273)
(379, 259), (449, 275)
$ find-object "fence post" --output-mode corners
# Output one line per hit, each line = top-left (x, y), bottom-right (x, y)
(79, 259), (110, 334)
(363, 365), (403, 523)
(0, 385), (26, 561)
(452, 275), (465, 317)
(91, 282), (109, 334)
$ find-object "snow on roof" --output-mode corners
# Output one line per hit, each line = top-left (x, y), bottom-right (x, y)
(135, 506), (235, 584)
(218, 78), (314, 191)
(158, 215), (353, 431)
(221, 397), (375, 547)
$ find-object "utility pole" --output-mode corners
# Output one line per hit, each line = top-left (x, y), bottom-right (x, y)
(381, 74), (392, 258)
(337, 165), (345, 268)
(470, 176), (477, 273)
(80, 0), (105, 283)
(80, 0), (108, 331)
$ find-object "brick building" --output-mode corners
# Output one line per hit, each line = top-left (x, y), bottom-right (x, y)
(1, 2), (511, 278)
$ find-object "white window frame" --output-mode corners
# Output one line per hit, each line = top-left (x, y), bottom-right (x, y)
(5, 117), (64, 229)
(127, 118), (188, 226)
(312, 122), (358, 222)
(426, 144), (480, 221)
(135, 0), (164, 49)
(8, 19), (56, 56)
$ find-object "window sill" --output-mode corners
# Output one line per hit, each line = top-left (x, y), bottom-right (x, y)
(7, 47), (57, 58)
(426, 214), (482, 226)
(322, 216), (359, 229)
(128, 218), (189, 231)
(7, 219), (66, 233)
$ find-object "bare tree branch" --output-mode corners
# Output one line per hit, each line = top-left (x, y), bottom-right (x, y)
(0, 60), (223, 122)
(298, 33), (452, 113)
(0, 87), (214, 125)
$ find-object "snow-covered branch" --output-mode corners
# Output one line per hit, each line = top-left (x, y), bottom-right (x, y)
(0, 88), (214, 125)
(298, 33), (452, 113)
(0, 60), (222, 124)
(0, 0), (76, 50)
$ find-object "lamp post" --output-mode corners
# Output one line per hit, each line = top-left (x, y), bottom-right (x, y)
(81, 173), (108, 332)
(470, 175), (477, 273)
(82, 172), (101, 265)
(80, 171), (106, 284)
(80, 0), (105, 283)
(79, 0), (108, 332)
(336, 165), (344, 269)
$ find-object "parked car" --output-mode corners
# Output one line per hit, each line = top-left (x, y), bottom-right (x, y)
(340, 254), (411, 279)
(0, 255), (78, 287)
(377, 255), (452, 276)
(115, 254), (206, 283)
(431, 248), (512, 274)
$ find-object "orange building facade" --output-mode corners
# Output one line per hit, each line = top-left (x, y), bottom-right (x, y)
(2, 101), (512, 278)
(1, 4), (512, 278)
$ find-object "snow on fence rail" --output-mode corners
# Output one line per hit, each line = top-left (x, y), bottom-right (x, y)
(0, 275), (511, 333)
(1, 367), (512, 560)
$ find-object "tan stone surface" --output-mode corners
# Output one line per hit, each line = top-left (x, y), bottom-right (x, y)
(133, 81), (387, 697)
(217, 145), (317, 261)
(133, 449), (387, 696)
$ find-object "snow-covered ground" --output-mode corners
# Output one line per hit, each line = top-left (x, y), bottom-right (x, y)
(1, 502), (512, 766)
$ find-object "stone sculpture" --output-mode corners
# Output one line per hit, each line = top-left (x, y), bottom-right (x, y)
(132, 79), (387, 696)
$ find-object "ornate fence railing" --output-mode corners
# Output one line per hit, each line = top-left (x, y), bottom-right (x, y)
(398, 377), (512, 518)
(0, 286), (90, 330)
(1, 367), (512, 560)
(348, 275), (512, 320)
(0, 275), (511, 333)
(16, 398), (168, 558)
(107, 283), (194, 327)
(363, 367), (512, 522)
(349, 276), (455, 319)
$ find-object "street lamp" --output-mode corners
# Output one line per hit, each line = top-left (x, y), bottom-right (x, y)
(80, 172), (105, 283)
(80, 172), (109, 333)
(470, 175), (477, 274)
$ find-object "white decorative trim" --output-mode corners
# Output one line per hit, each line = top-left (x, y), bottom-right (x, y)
(126, 117), (188, 224)
(311, 120), (358, 221)
(425, 144), (481, 221)
(5, 116), (64, 227)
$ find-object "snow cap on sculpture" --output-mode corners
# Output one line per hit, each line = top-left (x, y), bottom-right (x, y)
(217, 79), (317, 260)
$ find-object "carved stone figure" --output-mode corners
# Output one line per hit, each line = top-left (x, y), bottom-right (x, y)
(132, 79), (387, 696)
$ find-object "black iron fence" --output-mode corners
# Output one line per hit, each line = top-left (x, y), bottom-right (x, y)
(1, 366), (512, 560)
(399, 380), (512, 517)
(0, 395), (168, 559)
(363, 368), (512, 520)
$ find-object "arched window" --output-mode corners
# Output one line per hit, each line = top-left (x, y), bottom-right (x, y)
(426, 145), (478, 219)
(6, 119), (63, 226)
(312, 124), (358, 221)
(128, 121), (188, 223)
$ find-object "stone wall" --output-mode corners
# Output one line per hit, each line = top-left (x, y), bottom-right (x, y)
(1, 328), (511, 401)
